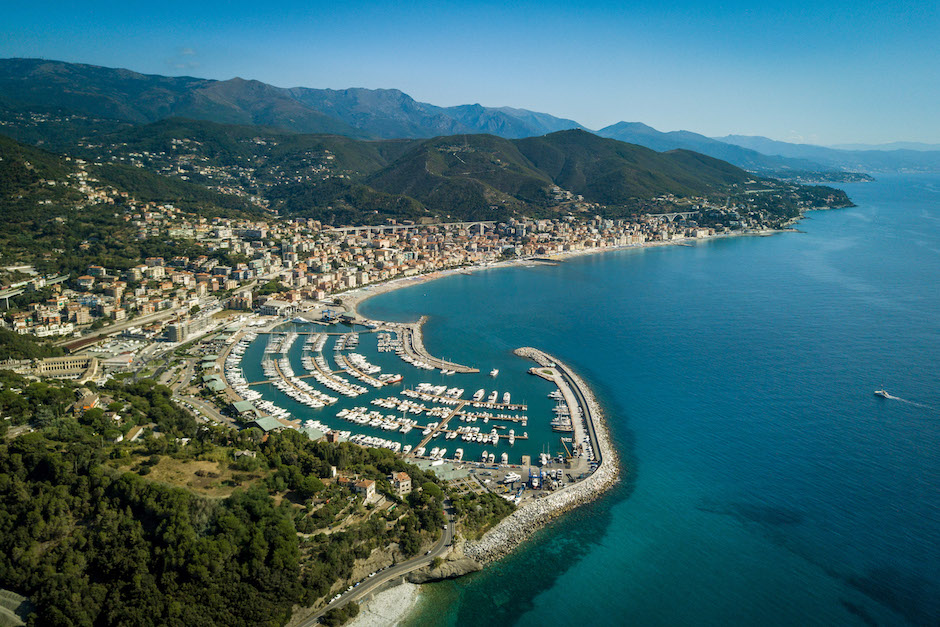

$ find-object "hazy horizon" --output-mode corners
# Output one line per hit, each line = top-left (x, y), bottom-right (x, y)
(3, 1), (938, 145)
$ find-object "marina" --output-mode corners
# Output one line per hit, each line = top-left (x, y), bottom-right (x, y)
(216, 317), (601, 488)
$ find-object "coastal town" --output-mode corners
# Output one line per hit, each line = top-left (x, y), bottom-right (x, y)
(0, 112), (854, 627)
(2, 176), (821, 344)
(2, 4), (934, 625)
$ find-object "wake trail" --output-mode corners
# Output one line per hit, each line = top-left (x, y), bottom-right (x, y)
(885, 394), (935, 410)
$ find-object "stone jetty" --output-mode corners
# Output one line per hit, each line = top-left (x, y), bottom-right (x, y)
(463, 347), (621, 564)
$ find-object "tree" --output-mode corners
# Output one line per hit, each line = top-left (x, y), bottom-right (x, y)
(296, 475), (325, 499)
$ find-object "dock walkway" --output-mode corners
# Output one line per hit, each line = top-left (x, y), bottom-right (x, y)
(406, 400), (467, 457)
(335, 353), (385, 387)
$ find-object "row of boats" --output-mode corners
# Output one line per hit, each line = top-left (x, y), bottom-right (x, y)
(337, 352), (403, 387)
(333, 333), (359, 351)
(448, 425), (521, 445)
(409, 446), (509, 466)
(402, 385), (464, 405)
(254, 398), (292, 419)
(223, 326), (576, 466)
(458, 410), (527, 426)
(370, 396), (429, 414)
(267, 357), (339, 409)
(300, 350), (368, 397)
(304, 333), (328, 353)
(376, 332), (402, 353)
(336, 407), (420, 434)
(347, 434), (402, 453)
(472, 388), (511, 404)
(225, 332), (263, 402)
(263, 332), (292, 354)
(399, 352), (437, 371)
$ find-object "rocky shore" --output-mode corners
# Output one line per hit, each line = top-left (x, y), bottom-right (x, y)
(462, 348), (621, 564)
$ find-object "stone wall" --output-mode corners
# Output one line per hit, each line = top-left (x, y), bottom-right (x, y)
(463, 347), (620, 564)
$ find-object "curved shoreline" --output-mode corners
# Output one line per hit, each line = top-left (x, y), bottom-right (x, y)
(462, 347), (620, 564)
(349, 348), (620, 626)
(343, 229), (796, 319)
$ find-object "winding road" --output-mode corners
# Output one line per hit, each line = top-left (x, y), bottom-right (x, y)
(295, 507), (455, 626)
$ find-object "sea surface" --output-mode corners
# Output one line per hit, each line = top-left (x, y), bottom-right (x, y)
(359, 174), (940, 626)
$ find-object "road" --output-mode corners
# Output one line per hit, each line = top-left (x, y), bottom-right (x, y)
(56, 307), (183, 348)
(295, 506), (455, 626)
(547, 356), (603, 467)
(173, 392), (235, 427)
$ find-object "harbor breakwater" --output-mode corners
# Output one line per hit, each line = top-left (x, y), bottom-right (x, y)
(462, 347), (621, 565)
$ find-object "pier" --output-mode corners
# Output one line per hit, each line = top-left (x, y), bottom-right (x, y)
(400, 317), (479, 373)
(406, 400), (467, 457)
(334, 353), (386, 387)
(516, 347), (601, 466)
(462, 348), (619, 566)
(401, 388), (527, 412)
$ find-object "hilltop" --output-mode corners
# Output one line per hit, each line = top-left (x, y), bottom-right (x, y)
(31, 117), (850, 224)
(1, 58), (936, 177)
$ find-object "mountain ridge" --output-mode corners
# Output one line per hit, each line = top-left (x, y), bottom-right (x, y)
(2, 58), (935, 174)
(718, 134), (940, 173)
(0, 58), (582, 141)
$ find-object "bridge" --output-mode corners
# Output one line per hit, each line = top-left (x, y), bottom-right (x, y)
(0, 288), (25, 309)
(325, 220), (498, 236)
(0, 275), (68, 309)
(647, 211), (699, 222)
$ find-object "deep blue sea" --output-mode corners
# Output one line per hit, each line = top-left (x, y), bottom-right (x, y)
(359, 174), (940, 626)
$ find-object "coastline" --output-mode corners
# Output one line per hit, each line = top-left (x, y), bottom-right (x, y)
(348, 347), (620, 626)
(310, 223), (795, 623)
(461, 348), (620, 565)
(321, 228), (780, 613)
(342, 228), (795, 318)
(346, 583), (420, 627)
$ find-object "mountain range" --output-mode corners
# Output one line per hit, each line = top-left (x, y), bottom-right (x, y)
(716, 135), (940, 173)
(0, 58), (582, 141)
(64, 116), (763, 222)
(2, 58), (937, 176)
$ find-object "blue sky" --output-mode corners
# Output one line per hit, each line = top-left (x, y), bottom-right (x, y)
(3, 1), (938, 144)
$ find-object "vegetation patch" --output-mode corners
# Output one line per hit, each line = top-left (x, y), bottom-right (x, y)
(144, 457), (264, 498)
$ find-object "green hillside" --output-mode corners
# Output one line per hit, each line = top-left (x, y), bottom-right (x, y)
(0, 133), (261, 273)
(514, 130), (749, 204)
(366, 134), (553, 219)
(5, 116), (848, 227)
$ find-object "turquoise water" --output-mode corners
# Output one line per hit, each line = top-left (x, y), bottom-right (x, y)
(236, 316), (566, 464)
(359, 174), (940, 626)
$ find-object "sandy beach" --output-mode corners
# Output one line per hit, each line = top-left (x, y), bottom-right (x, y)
(339, 229), (793, 319)
(339, 240), (687, 317)
(347, 582), (420, 627)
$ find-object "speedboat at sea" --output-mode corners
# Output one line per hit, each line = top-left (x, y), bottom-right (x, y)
(874, 389), (890, 398)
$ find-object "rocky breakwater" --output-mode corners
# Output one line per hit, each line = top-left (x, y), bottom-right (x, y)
(463, 347), (621, 564)
(406, 316), (479, 373)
